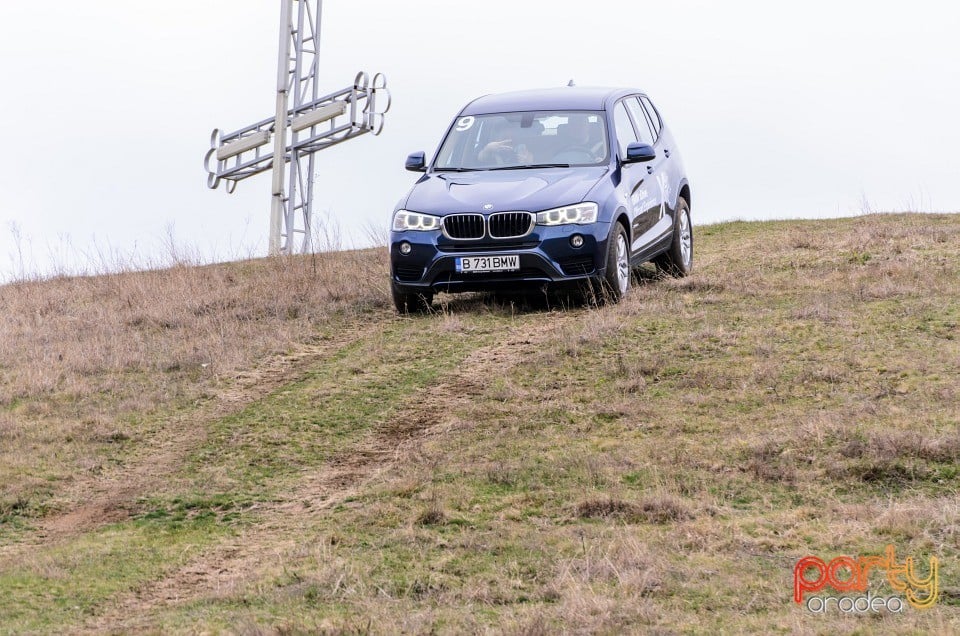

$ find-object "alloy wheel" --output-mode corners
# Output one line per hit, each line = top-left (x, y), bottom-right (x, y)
(616, 233), (629, 294)
(679, 210), (692, 268)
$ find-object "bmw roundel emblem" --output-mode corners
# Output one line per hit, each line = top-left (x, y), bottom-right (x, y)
(483, 203), (494, 210)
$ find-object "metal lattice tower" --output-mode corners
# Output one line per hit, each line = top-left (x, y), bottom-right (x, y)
(205, 0), (390, 254)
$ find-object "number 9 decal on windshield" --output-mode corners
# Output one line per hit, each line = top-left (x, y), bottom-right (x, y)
(455, 116), (475, 132)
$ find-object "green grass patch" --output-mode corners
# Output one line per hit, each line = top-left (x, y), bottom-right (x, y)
(184, 318), (497, 494)
(0, 519), (231, 634)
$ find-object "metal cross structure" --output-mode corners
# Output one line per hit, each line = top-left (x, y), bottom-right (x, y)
(204, 0), (390, 254)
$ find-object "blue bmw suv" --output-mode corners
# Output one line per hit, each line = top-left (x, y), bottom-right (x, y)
(390, 86), (692, 312)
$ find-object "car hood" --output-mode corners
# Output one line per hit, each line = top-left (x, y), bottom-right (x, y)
(402, 167), (608, 214)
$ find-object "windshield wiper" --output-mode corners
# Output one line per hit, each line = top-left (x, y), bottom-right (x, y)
(491, 163), (571, 170)
(434, 167), (487, 172)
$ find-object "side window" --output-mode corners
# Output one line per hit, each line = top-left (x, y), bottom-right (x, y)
(639, 96), (662, 139)
(624, 97), (655, 145)
(612, 101), (638, 158)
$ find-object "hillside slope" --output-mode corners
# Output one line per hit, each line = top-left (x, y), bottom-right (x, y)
(1, 213), (958, 634)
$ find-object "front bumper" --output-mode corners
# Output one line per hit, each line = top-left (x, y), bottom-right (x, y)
(390, 222), (611, 293)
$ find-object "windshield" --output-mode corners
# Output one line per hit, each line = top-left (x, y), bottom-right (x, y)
(434, 111), (609, 170)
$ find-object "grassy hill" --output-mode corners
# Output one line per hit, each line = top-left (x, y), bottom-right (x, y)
(1, 213), (958, 634)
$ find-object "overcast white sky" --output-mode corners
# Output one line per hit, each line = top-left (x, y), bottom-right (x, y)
(0, 1), (958, 280)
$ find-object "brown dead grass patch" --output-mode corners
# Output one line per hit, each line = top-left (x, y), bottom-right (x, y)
(744, 439), (799, 484)
(576, 494), (691, 524)
(836, 430), (960, 466)
(557, 538), (662, 592)
(0, 249), (389, 401)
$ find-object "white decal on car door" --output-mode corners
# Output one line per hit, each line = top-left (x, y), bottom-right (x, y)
(656, 172), (670, 220)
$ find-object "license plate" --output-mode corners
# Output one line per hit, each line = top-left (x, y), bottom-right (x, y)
(456, 254), (520, 273)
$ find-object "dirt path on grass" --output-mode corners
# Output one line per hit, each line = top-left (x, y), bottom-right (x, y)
(83, 308), (580, 633)
(0, 318), (385, 564)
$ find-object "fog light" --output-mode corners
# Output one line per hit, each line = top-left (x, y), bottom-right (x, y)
(399, 241), (412, 255)
(570, 234), (584, 248)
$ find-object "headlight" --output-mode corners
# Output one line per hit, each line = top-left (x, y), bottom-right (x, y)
(536, 202), (598, 226)
(392, 210), (442, 232)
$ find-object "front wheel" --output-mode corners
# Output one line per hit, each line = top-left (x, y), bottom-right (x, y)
(655, 198), (693, 277)
(598, 222), (631, 304)
(392, 283), (433, 314)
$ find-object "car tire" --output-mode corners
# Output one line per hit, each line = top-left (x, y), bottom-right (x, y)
(655, 198), (693, 278)
(392, 283), (433, 314)
(599, 222), (631, 304)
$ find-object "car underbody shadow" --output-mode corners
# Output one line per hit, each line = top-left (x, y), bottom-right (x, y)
(433, 265), (663, 315)
(434, 288), (582, 315)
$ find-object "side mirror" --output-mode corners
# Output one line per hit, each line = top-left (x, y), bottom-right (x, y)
(405, 151), (427, 172)
(624, 142), (656, 163)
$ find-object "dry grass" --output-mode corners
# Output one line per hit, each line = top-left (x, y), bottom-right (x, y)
(1, 249), (389, 398)
(0, 248), (390, 515)
(1, 212), (958, 634)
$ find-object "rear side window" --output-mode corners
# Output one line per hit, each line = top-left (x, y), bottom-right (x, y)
(612, 101), (639, 158)
(624, 97), (655, 145)
(639, 96), (663, 139)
